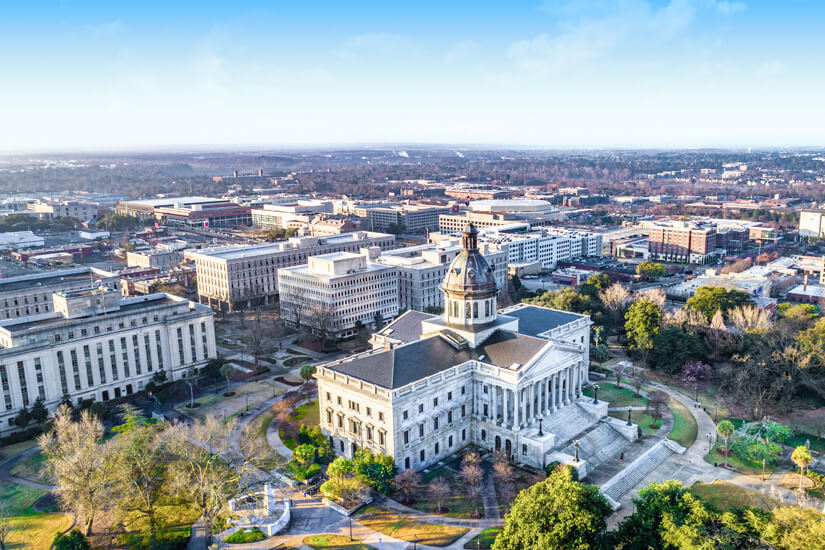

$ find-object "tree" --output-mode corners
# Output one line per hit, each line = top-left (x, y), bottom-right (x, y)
(791, 446), (813, 490)
(292, 444), (317, 467)
(327, 457), (354, 484)
(728, 305), (772, 334)
(167, 415), (264, 548)
(624, 299), (662, 366)
(30, 397), (48, 424)
(460, 453), (484, 517)
(202, 356), (226, 381)
(492, 452), (515, 510)
(13, 405), (30, 428)
(108, 407), (170, 549)
(599, 283), (629, 335)
(613, 361), (628, 388)
(685, 286), (752, 322)
(429, 477), (450, 514)
(89, 401), (108, 421)
(716, 420), (735, 468)
(0, 499), (9, 550)
(637, 287), (666, 309)
(373, 310), (385, 331)
(184, 367), (198, 407)
(220, 363), (234, 391)
(649, 328), (705, 374)
(636, 261), (666, 279)
(493, 467), (611, 550)
(394, 468), (421, 504)
(629, 366), (647, 398)
(300, 364), (317, 381)
(52, 529), (91, 550)
(645, 390), (668, 429)
(38, 405), (116, 536)
(353, 448), (397, 494)
(681, 361), (711, 393)
(586, 273), (611, 291)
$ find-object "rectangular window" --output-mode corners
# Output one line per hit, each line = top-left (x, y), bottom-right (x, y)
(433, 417), (439, 430)
(522, 444), (527, 455)
(16, 361), (29, 407)
(108, 340), (119, 381)
(96, 343), (106, 384)
(433, 397), (438, 407)
(449, 435), (453, 447)
(155, 330), (164, 369)
(378, 412), (384, 421)
(403, 430), (409, 444)
(461, 386), (466, 395)
(419, 424), (424, 438)
(132, 335), (142, 375)
(177, 327), (185, 365)
(144, 334), (153, 372)
(447, 391), (452, 401)
(379, 431), (385, 446)
(201, 323), (209, 359)
(448, 411), (453, 423)
(366, 426), (373, 441)
(34, 358), (45, 400)
(418, 403), (424, 413)
(189, 324), (197, 362)
(434, 442), (439, 455)
(402, 410), (408, 420)
(83, 345), (94, 387)
(462, 428), (466, 441)
(461, 404), (466, 417)
(420, 449), (425, 462)
(70, 349), (81, 390)
(120, 337), (130, 377)
(56, 351), (69, 394)
(0, 365), (11, 410)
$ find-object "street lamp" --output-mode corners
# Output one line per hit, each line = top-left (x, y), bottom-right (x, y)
(626, 406), (632, 426)
(413, 534), (418, 549)
(592, 383), (600, 404)
(573, 439), (581, 462)
(348, 516), (353, 541)
(538, 418), (543, 437)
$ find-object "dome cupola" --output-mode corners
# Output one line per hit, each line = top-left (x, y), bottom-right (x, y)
(442, 223), (498, 327)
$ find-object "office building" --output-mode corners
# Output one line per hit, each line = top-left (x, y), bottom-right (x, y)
(645, 220), (718, 264)
(278, 250), (399, 340)
(800, 210), (825, 239)
(191, 231), (395, 312)
(0, 289), (216, 435)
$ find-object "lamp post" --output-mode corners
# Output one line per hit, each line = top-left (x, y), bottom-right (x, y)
(713, 402), (718, 422)
(573, 439), (581, 462)
(349, 516), (353, 541)
(413, 534), (418, 549)
(626, 406), (632, 426)
(592, 383), (600, 405)
(538, 418), (543, 437)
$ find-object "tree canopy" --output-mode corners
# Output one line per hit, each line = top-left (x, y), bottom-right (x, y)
(686, 286), (753, 322)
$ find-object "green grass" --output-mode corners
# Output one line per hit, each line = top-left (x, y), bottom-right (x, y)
(0, 479), (48, 516)
(117, 500), (201, 549)
(689, 481), (782, 511)
(703, 443), (777, 477)
(293, 401), (319, 424)
(0, 437), (38, 459)
(10, 450), (51, 484)
(608, 410), (662, 435)
(464, 528), (501, 549)
(355, 505), (468, 547)
(284, 356), (311, 366)
(303, 534), (370, 549)
(405, 467), (478, 518)
(6, 513), (74, 550)
(225, 527), (267, 544)
(286, 348), (305, 355)
(583, 382), (646, 407)
(668, 399), (698, 448)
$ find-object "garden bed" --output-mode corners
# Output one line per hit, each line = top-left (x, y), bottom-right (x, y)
(284, 356), (312, 367)
(275, 375), (303, 387)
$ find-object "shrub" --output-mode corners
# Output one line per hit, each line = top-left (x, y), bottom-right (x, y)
(224, 527), (266, 544)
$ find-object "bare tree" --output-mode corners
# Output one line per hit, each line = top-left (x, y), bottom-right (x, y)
(637, 287), (666, 309)
(428, 477), (450, 514)
(728, 305), (772, 334)
(281, 285), (313, 339)
(630, 366), (647, 398)
(312, 303), (338, 349)
(38, 405), (116, 536)
(491, 451), (515, 508)
(394, 468), (421, 504)
(646, 390), (669, 428)
(614, 361), (629, 388)
(167, 415), (266, 548)
(599, 283), (629, 334)
(220, 363), (234, 391)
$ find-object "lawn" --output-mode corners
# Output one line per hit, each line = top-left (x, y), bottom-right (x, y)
(464, 528), (501, 549)
(689, 481), (782, 511)
(10, 450), (51, 484)
(407, 466), (478, 518)
(174, 380), (283, 421)
(5, 513), (74, 550)
(284, 356), (311, 367)
(355, 505), (468, 547)
(303, 534), (370, 549)
(117, 500), (201, 549)
(582, 382), (646, 408)
(668, 399), (698, 448)
(279, 400), (319, 450)
(0, 437), (38, 459)
(703, 443), (778, 477)
(225, 526), (267, 544)
(242, 408), (285, 471)
(0, 479), (48, 516)
(608, 409), (663, 435)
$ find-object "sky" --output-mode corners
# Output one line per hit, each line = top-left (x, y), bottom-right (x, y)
(2, 0), (825, 152)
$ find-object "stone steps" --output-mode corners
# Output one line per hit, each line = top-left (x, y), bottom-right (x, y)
(561, 422), (631, 470)
(542, 403), (593, 444)
(600, 440), (674, 503)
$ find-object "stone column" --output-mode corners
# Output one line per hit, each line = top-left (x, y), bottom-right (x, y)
(566, 367), (572, 404)
(492, 385), (498, 424)
(549, 375), (555, 412)
(521, 387), (527, 427)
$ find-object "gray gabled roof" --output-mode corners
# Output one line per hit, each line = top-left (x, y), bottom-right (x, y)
(326, 329), (549, 389)
(499, 304), (585, 337)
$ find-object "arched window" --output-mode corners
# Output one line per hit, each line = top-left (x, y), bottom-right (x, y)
(485, 300), (490, 317)
(473, 302), (478, 318)
(465, 302), (471, 318)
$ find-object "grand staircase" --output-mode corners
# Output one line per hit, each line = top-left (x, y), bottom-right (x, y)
(600, 440), (675, 504)
(559, 422), (631, 470)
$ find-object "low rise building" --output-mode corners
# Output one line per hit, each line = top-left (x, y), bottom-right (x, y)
(474, 227), (602, 270)
(278, 250), (398, 339)
(126, 250), (183, 270)
(191, 231), (396, 312)
(800, 210), (825, 239)
(0, 289), (216, 435)
(26, 199), (99, 222)
(0, 231), (44, 250)
(667, 269), (773, 300)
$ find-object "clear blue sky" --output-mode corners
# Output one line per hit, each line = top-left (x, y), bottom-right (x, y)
(2, 0), (824, 151)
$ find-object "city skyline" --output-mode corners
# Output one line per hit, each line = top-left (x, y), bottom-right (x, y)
(3, 0), (825, 152)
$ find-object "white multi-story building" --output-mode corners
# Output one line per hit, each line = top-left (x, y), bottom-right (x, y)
(26, 200), (99, 222)
(315, 224), (637, 478)
(191, 231), (395, 312)
(251, 201), (335, 231)
(278, 250), (398, 339)
(475, 227), (602, 270)
(0, 268), (120, 322)
(375, 239), (507, 312)
(0, 288), (216, 435)
(800, 210), (825, 239)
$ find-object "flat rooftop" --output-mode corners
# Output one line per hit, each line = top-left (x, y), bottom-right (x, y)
(498, 303), (586, 337)
(0, 268), (93, 293)
(192, 231), (391, 261)
(120, 196), (222, 207)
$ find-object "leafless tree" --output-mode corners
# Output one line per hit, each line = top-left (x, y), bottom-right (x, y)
(394, 468), (421, 504)
(428, 477), (450, 514)
(728, 305), (772, 334)
(599, 283), (629, 334)
(281, 285), (313, 339)
(313, 303), (338, 349)
(614, 361), (629, 388)
(0, 498), (12, 550)
(38, 405), (117, 536)
(637, 287), (666, 309)
(646, 390), (669, 428)
(630, 366), (647, 398)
